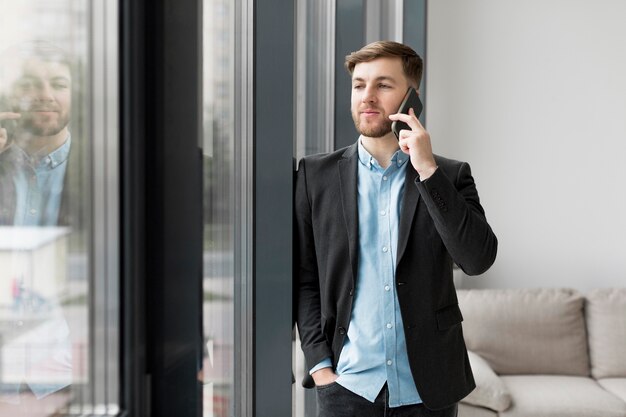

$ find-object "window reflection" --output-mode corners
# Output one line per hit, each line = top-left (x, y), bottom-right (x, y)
(0, 40), (78, 415)
(0, 1), (113, 415)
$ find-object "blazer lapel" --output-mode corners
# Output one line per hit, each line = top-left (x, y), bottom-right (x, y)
(396, 163), (421, 266)
(337, 144), (359, 286)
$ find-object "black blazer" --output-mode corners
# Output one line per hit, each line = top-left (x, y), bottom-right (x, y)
(294, 142), (497, 410)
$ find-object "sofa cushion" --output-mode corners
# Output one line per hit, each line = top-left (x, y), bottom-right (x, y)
(598, 378), (626, 404)
(458, 403), (498, 417)
(499, 375), (626, 417)
(586, 288), (626, 378)
(458, 289), (589, 375)
(463, 351), (512, 411)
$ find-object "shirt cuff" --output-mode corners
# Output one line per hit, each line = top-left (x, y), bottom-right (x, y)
(309, 358), (333, 375)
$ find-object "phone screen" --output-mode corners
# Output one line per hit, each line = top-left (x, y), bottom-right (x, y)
(391, 88), (423, 139)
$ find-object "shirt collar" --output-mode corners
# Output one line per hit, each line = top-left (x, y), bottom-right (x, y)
(357, 137), (376, 169)
(46, 135), (72, 168)
(357, 137), (409, 169)
(10, 135), (71, 169)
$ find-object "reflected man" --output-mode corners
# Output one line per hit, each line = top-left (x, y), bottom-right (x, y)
(0, 41), (75, 407)
(0, 41), (73, 226)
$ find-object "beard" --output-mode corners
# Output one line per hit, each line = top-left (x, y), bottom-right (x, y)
(17, 110), (70, 137)
(351, 108), (392, 138)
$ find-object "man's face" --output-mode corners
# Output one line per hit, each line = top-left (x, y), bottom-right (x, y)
(10, 58), (71, 137)
(351, 57), (410, 138)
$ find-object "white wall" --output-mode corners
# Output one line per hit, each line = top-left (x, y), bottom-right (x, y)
(426, 1), (626, 290)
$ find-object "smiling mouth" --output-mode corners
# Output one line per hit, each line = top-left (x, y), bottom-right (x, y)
(24, 110), (59, 117)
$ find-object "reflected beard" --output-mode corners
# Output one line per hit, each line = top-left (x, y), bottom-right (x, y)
(18, 113), (70, 137)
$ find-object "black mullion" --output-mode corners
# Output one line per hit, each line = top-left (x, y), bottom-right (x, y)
(120, 0), (148, 414)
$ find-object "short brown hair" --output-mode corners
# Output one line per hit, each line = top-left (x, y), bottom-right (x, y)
(345, 41), (423, 88)
(0, 41), (73, 91)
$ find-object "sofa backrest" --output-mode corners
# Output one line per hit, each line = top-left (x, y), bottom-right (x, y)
(458, 288), (590, 376)
(586, 288), (626, 379)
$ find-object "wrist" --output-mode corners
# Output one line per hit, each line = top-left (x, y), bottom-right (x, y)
(418, 164), (438, 181)
(311, 367), (337, 385)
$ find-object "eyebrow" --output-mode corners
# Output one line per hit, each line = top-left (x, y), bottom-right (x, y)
(352, 76), (398, 83)
(50, 76), (71, 83)
(17, 75), (71, 83)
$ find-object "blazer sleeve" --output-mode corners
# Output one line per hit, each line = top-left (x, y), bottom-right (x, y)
(416, 161), (498, 275)
(294, 158), (333, 370)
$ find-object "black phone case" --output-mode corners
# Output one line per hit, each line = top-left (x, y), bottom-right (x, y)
(391, 88), (423, 139)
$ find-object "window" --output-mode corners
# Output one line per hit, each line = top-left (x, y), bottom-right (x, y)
(0, 1), (119, 415)
(203, 0), (237, 416)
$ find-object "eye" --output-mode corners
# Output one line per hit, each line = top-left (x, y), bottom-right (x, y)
(16, 79), (35, 91)
(52, 82), (69, 90)
(353, 84), (364, 90)
(379, 84), (391, 89)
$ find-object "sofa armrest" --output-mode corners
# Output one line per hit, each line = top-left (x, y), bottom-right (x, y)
(462, 350), (512, 412)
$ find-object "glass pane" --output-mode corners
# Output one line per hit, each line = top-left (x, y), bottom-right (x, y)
(294, 3), (336, 417)
(0, 1), (118, 415)
(203, 0), (235, 416)
(295, 0), (336, 162)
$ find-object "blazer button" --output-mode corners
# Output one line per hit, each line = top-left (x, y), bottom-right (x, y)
(338, 327), (346, 335)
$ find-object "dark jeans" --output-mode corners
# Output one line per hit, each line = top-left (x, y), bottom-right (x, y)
(316, 382), (458, 417)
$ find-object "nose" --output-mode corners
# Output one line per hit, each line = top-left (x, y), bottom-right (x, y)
(35, 82), (55, 102)
(361, 85), (377, 104)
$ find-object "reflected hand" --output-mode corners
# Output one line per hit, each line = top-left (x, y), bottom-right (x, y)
(0, 112), (21, 152)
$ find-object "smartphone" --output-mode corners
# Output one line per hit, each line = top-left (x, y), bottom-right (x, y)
(391, 88), (423, 140)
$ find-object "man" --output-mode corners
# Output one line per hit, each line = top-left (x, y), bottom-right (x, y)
(295, 41), (498, 416)
(0, 41), (77, 226)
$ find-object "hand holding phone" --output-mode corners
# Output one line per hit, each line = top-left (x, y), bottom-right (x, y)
(391, 88), (422, 140)
(389, 89), (437, 179)
(0, 112), (21, 151)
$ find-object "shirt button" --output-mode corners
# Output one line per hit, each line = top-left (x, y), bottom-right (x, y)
(29, 208), (37, 215)
(387, 360), (392, 366)
(382, 246), (388, 253)
(386, 323), (392, 329)
(379, 210), (386, 216)
(384, 285), (390, 291)
(382, 176), (388, 181)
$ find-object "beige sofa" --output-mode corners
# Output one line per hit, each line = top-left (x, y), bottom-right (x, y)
(456, 288), (626, 417)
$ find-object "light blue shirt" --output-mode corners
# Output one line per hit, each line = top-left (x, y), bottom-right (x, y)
(312, 139), (422, 407)
(10, 136), (71, 226)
